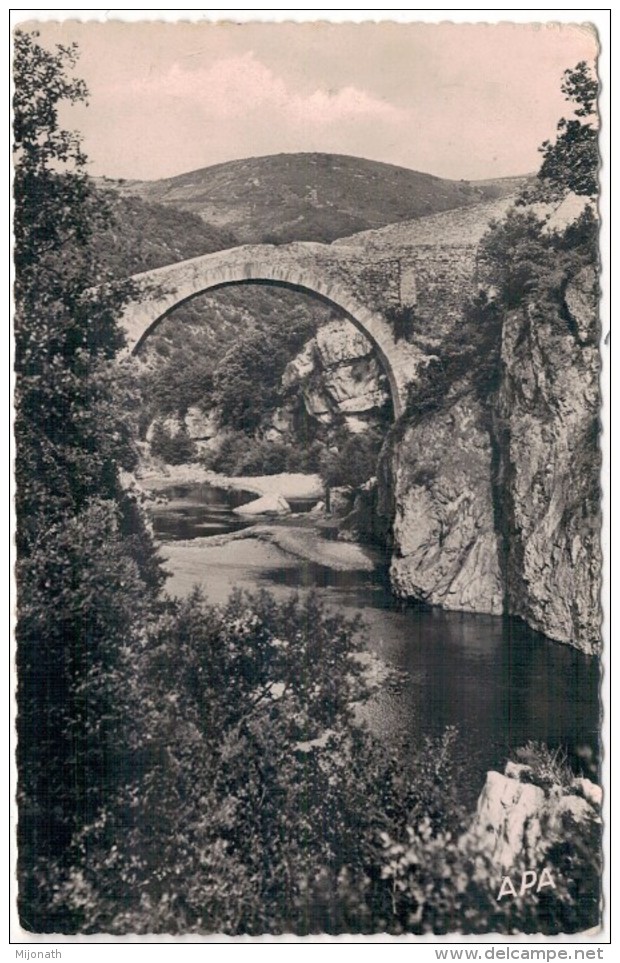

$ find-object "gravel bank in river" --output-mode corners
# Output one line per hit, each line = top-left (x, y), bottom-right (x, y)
(160, 523), (380, 602)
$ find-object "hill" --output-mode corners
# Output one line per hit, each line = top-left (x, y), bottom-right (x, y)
(91, 189), (237, 278)
(108, 153), (524, 245)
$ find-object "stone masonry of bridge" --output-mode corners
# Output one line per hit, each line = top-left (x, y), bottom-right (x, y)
(118, 197), (513, 419)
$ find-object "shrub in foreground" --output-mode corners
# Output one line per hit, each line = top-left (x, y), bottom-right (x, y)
(27, 586), (601, 935)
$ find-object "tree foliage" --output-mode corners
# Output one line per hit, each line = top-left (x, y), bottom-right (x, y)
(13, 30), (90, 283)
(319, 428), (384, 489)
(149, 420), (197, 465)
(520, 61), (599, 205)
(478, 204), (598, 331)
(212, 312), (317, 432)
(13, 30), (139, 547)
(476, 60), (599, 327)
(14, 30), (164, 924)
(203, 430), (323, 476)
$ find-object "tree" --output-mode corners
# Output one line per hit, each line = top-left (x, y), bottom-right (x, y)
(212, 311), (316, 432)
(478, 59), (599, 320)
(13, 31), (89, 286)
(14, 31), (164, 928)
(319, 428), (383, 489)
(149, 419), (197, 464)
(520, 61), (599, 205)
(13, 31), (139, 548)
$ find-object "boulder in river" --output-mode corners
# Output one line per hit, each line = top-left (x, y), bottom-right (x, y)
(233, 493), (291, 516)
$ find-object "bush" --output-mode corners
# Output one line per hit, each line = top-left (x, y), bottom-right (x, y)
(385, 305), (416, 342)
(479, 206), (597, 319)
(212, 313), (317, 432)
(514, 741), (575, 791)
(320, 429), (383, 489)
(35, 590), (380, 933)
(149, 421), (196, 464)
(405, 291), (504, 419)
(203, 431), (323, 476)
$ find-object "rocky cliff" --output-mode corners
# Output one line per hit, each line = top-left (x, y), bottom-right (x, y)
(388, 393), (504, 615)
(280, 318), (390, 433)
(383, 265), (601, 653)
(494, 266), (602, 652)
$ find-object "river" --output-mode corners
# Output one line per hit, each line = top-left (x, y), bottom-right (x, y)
(148, 481), (601, 790)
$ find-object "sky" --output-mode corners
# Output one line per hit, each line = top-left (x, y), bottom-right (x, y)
(16, 17), (599, 183)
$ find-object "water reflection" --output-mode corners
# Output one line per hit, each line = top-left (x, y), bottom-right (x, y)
(259, 559), (600, 782)
(150, 483), (258, 540)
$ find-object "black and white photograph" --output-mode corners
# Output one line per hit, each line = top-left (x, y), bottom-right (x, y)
(12, 12), (607, 939)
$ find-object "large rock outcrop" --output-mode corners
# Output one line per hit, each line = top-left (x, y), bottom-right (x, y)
(467, 759), (602, 873)
(495, 267), (602, 652)
(388, 393), (504, 615)
(383, 264), (601, 652)
(282, 318), (390, 430)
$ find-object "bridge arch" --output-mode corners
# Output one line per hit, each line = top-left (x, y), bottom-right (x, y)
(119, 247), (417, 419)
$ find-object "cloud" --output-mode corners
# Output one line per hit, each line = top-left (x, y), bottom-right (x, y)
(111, 52), (404, 129)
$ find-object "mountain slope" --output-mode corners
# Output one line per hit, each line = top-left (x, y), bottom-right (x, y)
(91, 190), (237, 278)
(110, 153), (524, 245)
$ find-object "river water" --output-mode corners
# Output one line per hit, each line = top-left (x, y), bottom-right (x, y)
(149, 481), (601, 788)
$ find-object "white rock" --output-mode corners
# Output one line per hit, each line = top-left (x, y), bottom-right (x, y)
(551, 793), (600, 831)
(504, 761), (533, 782)
(282, 341), (316, 387)
(470, 771), (546, 872)
(146, 414), (183, 443)
(302, 385), (332, 417)
(233, 493), (291, 516)
(564, 266), (598, 344)
(572, 777), (603, 809)
(185, 406), (219, 440)
(325, 360), (388, 413)
(344, 416), (371, 434)
(268, 408), (296, 434)
(314, 318), (373, 366)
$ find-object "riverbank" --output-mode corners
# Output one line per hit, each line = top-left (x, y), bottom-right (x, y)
(138, 462), (324, 501)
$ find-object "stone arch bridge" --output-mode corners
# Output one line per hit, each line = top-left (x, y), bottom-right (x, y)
(118, 199), (509, 419)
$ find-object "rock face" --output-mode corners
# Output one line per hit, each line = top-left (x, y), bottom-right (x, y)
(388, 393), (504, 615)
(470, 770), (546, 872)
(283, 318), (390, 430)
(495, 268), (602, 652)
(185, 406), (219, 440)
(383, 265), (601, 652)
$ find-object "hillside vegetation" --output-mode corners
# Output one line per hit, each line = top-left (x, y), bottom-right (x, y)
(90, 189), (237, 277)
(109, 152), (523, 245)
